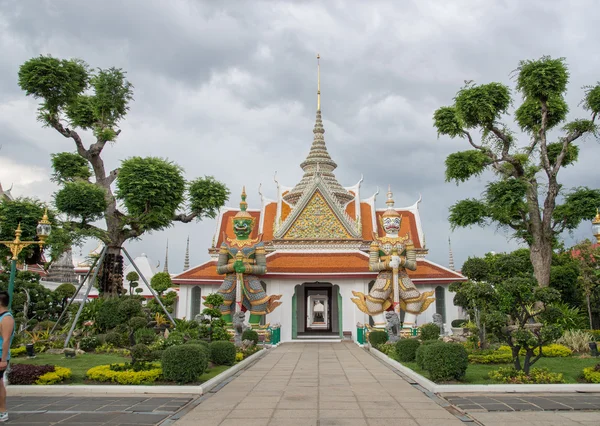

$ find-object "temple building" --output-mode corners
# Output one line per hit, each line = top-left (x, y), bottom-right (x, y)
(173, 60), (465, 342)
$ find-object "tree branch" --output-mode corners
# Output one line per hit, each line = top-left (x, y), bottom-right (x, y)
(49, 118), (89, 159)
(105, 168), (119, 186)
(173, 212), (198, 223)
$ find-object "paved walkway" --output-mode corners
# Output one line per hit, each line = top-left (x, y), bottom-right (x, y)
(174, 342), (466, 426)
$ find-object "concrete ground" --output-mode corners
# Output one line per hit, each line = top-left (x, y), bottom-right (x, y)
(5, 342), (600, 425)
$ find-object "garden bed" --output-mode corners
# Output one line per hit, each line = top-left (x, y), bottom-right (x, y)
(370, 346), (600, 393)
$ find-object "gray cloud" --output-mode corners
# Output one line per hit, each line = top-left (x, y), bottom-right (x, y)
(1, 0), (599, 272)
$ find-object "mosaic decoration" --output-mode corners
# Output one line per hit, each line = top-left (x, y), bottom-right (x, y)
(283, 191), (351, 240)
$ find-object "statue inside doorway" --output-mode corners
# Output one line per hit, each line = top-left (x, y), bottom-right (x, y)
(351, 187), (435, 330)
(216, 188), (282, 327)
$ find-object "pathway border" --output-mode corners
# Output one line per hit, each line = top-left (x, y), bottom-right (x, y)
(369, 346), (600, 394)
(8, 347), (268, 396)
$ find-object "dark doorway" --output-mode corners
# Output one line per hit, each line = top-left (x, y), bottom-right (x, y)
(305, 287), (332, 332)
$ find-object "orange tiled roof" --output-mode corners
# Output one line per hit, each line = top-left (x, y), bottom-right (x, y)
(173, 252), (464, 284)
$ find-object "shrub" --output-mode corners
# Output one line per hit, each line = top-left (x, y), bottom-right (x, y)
(7, 364), (55, 385)
(395, 339), (421, 362)
(134, 328), (157, 345)
(241, 329), (259, 345)
(415, 340), (440, 369)
(129, 316), (148, 331)
(377, 342), (395, 356)
(589, 330), (600, 342)
(131, 344), (152, 363)
(236, 352), (244, 362)
(79, 336), (101, 352)
(150, 349), (164, 361)
(451, 319), (467, 328)
(36, 367), (71, 385)
(468, 350), (513, 364)
(368, 330), (388, 347)
(10, 346), (27, 357)
(582, 364), (600, 383)
(209, 341), (237, 365)
(419, 323), (441, 341)
(489, 367), (564, 384)
(421, 342), (468, 382)
(86, 364), (162, 385)
(557, 330), (594, 353)
(118, 298), (144, 319)
(105, 331), (125, 348)
(497, 344), (572, 357)
(186, 339), (209, 348)
(162, 345), (208, 383)
(33, 320), (56, 331)
(164, 331), (185, 348)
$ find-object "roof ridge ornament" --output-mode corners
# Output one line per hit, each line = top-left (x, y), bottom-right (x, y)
(317, 53), (321, 111)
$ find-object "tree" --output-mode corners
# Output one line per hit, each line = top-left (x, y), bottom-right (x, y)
(150, 272), (171, 296)
(18, 55), (230, 295)
(199, 293), (228, 342)
(434, 56), (600, 288)
(54, 283), (77, 314)
(126, 271), (139, 296)
(571, 240), (600, 328)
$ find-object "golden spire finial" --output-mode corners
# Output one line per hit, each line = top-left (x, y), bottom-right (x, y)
(593, 208), (600, 224)
(386, 184), (394, 207)
(317, 53), (321, 111)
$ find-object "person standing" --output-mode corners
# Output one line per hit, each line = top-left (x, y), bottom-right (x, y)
(0, 291), (15, 423)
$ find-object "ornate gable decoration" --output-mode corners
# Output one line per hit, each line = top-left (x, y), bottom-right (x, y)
(275, 177), (362, 240)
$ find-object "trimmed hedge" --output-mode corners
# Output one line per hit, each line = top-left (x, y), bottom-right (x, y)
(186, 339), (209, 348)
(162, 345), (208, 383)
(368, 330), (388, 347)
(86, 364), (162, 385)
(583, 364), (600, 383)
(395, 339), (420, 362)
(242, 329), (259, 345)
(419, 323), (441, 341)
(415, 340), (440, 368)
(209, 341), (237, 366)
(420, 342), (468, 382)
(131, 344), (152, 363)
(451, 319), (467, 328)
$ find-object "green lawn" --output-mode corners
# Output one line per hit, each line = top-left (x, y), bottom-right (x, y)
(11, 353), (130, 383)
(395, 356), (599, 384)
(11, 353), (232, 385)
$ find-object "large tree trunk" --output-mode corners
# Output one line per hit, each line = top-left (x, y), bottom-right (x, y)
(530, 237), (553, 288)
(98, 245), (124, 296)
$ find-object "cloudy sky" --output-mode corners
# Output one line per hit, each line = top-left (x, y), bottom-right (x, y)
(1, 0), (599, 273)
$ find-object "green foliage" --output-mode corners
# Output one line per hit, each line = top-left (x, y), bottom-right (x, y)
(18, 55), (89, 115)
(582, 365), (600, 383)
(125, 271), (139, 283)
(419, 323), (441, 341)
(54, 283), (76, 300)
(368, 330), (388, 347)
(420, 342), (469, 381)
(134, 328), (156, 345)
(563, 119), (598, 136)
(515, 94), (568, 132)
(162, 345), (208, 383)
(583, 84), (600, 113)
(186, 339), (209, 348)
(164, 331), (186, 348)
(241, 329), (259, 345)
(449, 199), (488, 229)
(557, 330), (594, 353)
(88, 68), (133, 133)
(395, 339), (420, 362)
(460, 257), (490, 282)
(485, 179), (528, 225)
(489, 366), (564, 384)
(516, 56), (569, 100)
(552, 188), (600, 231)
(54, 181), (107, 222)
(130, 344), (152, 363)
(51, 152), (91, 183)
(433, 106), (463, 138)
(444, 150), (489, 184)
(209, 341), (237, 366)
(188, 176), (231, 220)
(79, 336), (100, 352)
(455, 82), (511, 128)
(95, 297), (143, 332)
(150, 272), (172, 296)
(543, 302), (587, 330)
(129, 317), (148, 331)
(468, 350), (513, 364)
(116, 157), (185, 231)
(105, 331), (126, 348)
(451, 319), (467, 328)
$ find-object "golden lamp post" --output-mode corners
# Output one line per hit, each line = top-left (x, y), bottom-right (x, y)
(0, 209), (51, 310)
(593, 209), (600, 244)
